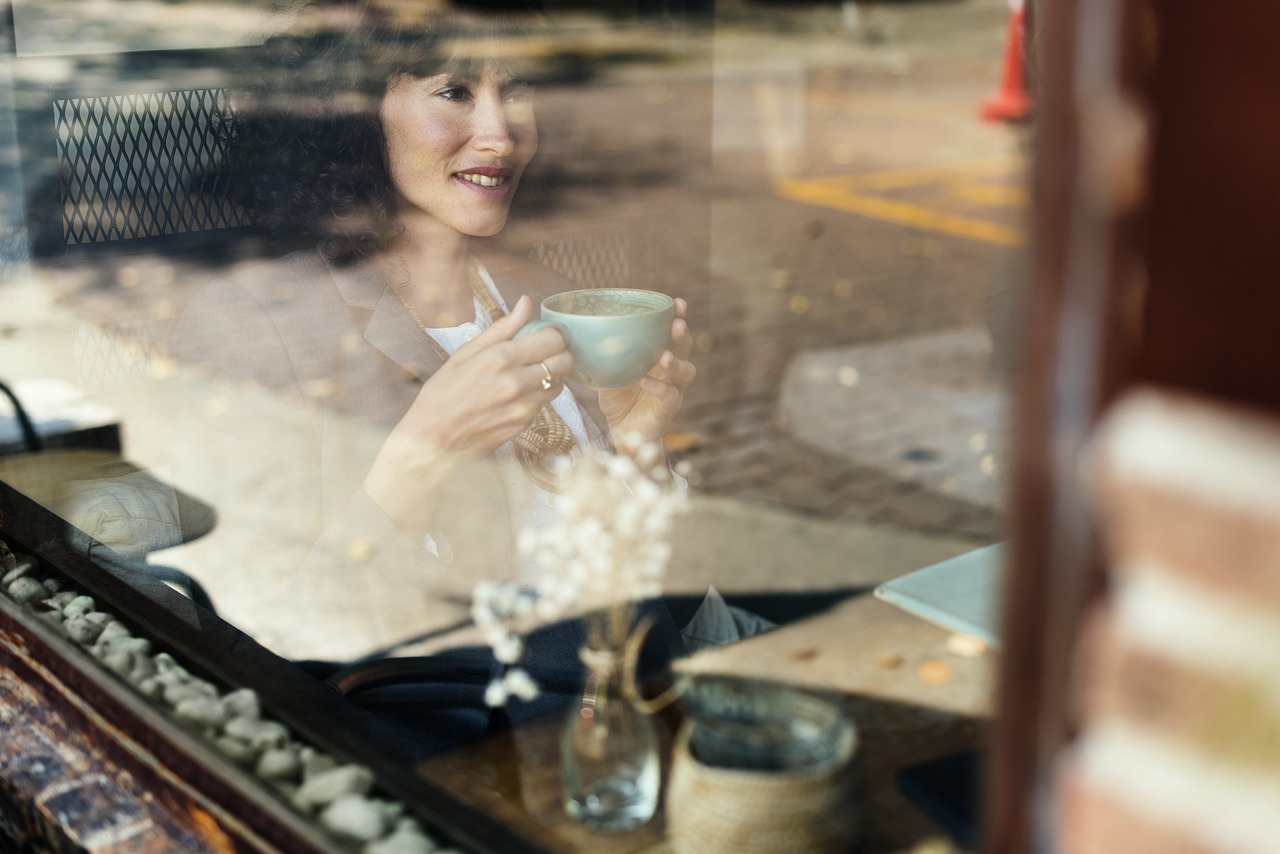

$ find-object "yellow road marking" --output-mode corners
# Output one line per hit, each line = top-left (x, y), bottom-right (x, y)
(774, 157), (1027, 246)
(776, 178), (1023, 246)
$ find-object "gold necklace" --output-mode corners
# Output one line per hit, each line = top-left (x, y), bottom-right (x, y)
(393, 259), (576, 491)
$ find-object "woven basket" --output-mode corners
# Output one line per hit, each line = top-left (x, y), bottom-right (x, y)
(665, 704), (859, 854)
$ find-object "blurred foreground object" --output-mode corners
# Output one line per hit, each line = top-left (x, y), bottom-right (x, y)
(1062, 388), (1280, 853)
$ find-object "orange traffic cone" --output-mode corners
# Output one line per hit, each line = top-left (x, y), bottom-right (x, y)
(979, 0), (1033, 122)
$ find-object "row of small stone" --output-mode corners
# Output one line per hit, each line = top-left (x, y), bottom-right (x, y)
(2, 551), (455, 854)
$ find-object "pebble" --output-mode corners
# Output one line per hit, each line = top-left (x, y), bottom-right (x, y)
(64, 615), (106, 645)
(174, 695), (228, 731)
(104, 649), (140, 678)
(153, 652), (184, 675)
(4, 565), (450, 854)
(221, 687), (260, 719)
(256, 746), (301, 782)
(300, 748), (339, 780)
(377, 800), (405, 824)
(94, 621), (132, 649)
(2, 559), (34, 586)
(50, 591), (78, 609)
(63, 595), (96, 618)
(97, 635), (151, 659)
(225, 716), (289, 751)
(214, 735), (259, 768)
(295, 765), (374, 811)
(163, 678), (218, 708)
(135, 676), (166, 701)
(125, 654), (158, 684)
(319, 794), (389, 843)
(393, 818), (426, 836)
(8, 577), (46, 604)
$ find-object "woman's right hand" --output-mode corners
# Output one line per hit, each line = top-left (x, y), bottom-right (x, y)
(363, 295), (572, 538)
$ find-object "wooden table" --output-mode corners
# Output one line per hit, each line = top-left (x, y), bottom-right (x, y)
(418, 593), (995, 853)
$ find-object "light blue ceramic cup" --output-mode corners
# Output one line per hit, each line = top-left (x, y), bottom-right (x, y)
(518, 288), (675, 389)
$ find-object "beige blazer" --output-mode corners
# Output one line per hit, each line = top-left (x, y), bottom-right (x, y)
(166, 248), (607, 659)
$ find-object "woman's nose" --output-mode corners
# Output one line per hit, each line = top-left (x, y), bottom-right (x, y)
(471, 94), (517, 156)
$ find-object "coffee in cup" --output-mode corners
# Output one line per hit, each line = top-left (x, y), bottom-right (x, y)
(518, 288), (675, 389)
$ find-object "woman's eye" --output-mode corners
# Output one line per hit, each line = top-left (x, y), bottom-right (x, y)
(437, 86), (471, 102)
(504, 85), (535, 105)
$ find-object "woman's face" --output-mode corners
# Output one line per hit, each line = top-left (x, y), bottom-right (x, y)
(380, 63), (537, 238)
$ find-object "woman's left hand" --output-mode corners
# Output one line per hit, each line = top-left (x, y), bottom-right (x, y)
(597, 298), (697, 445)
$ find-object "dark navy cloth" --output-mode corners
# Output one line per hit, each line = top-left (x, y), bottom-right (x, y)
(315, 596), (691, 761)
(311, 589), (862, 762)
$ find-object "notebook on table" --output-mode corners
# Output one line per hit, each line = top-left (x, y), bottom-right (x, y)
(873, 542), (1005, 648)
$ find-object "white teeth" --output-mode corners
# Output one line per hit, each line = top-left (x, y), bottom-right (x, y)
(460, 173), (506, 187)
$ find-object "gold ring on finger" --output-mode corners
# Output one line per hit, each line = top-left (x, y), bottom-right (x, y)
(539, 361), (555, 391)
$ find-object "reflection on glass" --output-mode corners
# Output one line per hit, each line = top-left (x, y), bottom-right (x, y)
(1, 0), (1025, 848)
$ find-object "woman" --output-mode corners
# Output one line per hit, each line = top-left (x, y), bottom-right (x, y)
(215, 0), (694, 554)
(170, 0), (701, 748)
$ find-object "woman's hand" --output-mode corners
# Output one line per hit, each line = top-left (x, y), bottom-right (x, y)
(364, 295), (572, 538)
(401, 295), (573, 457)
(597, 298), (697, 446)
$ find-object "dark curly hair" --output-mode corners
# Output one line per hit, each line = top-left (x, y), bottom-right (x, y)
(221, 0), (546, 263)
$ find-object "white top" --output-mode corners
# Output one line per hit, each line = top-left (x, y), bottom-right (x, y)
(420, 263), (609, 575)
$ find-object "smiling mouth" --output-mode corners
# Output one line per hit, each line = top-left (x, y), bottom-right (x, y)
(457, 172), (509, 188)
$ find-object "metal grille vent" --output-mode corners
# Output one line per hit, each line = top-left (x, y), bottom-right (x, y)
(54, 89), (245, 246)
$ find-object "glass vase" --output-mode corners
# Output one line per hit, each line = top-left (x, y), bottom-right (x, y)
(561, 611), (659, 831)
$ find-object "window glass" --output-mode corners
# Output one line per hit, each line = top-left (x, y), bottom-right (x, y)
(0, 0), (1025, 845)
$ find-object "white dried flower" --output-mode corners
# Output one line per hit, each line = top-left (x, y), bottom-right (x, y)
(502, 668), (539, 702)
(606, 454), (637, 480)
(637, 441), (662, 469)
(470, 440), (686, 705)
(483, 679), (508, 708)
(490, 583), (518, 616)
(471, 602), (495, 627)
(492, 633), (523, 665)
(633, 479), (660, 504)
(535, 597), (561, 621)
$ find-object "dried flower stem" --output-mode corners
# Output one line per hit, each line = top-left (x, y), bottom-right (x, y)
(474, 436), (688, 706)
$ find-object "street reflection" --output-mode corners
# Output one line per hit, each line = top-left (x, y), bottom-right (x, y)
(1, 0), (1023, 668)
